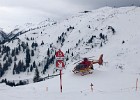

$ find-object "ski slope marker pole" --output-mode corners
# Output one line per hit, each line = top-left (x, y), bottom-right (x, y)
(90, 83), (93, 92)
(136, 78), (138, 91)
(46, 87), (48, 92)
(60, 70), (62, 93)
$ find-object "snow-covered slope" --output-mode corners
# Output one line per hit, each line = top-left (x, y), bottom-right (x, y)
(0, 29), (8, 43)
(0, 6), (140, 100)
(10, 18), (56, 34)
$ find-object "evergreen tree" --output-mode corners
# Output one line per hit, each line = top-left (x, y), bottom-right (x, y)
(6, 46), (10, 52)
(33, 67), (40, 83)
(31, 50), (34, 56)
(3, 55), (7, 61)
(66, 56), (69, 61)
(14, 56), (17, 61)
(0, 46), (1, 52)
(26, 37), (29, 40)
(38, 62), (41, 66)
(26, 42), (29, 47)
(6, 51), (9, 57)
(13, 62), (17, 75)
(100, 42), (103, 47)
(30, 65), (33, 72)
(11, 49), (15, 57)
(21, 42), (27, 51)
(16, 48), (19, 55)
(122, 40), (125, 44)
(16, 60), (22, 74)
(26, 49), (31, 67)
(62, 37), (65, 43)
(71, 52), (74, 56)
(34, 43), (38, 48)
(3, 60), (9, 71)
(41, 41), (44, 45)
(31, 42), (35, 48)
(43, 58), (50, 74)
(33, 61), (36, 68)
(8, 56), (12, 64)
(0, 63), (4, 77)
(21, 61), (25, 72)
(18, 44), (21, 51)
(47, 48), (50, 57)
(99, 33), (105, 40)
(88, 25), (91, 28)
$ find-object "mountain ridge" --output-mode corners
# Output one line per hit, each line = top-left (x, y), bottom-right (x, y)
(0, 6), (140, 83)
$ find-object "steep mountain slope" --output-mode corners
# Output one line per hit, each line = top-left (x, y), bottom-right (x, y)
(0, 6), (140, 83)
(0, 29), (8, 43)
(0, 6), (140, 100)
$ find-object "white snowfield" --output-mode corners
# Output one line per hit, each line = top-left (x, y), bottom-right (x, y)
(0, 6), (140, 100)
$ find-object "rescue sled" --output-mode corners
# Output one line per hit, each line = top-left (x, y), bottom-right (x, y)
(72, 54), (103, 76)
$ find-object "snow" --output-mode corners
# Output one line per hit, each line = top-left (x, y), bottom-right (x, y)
(0, 69), (140, 100)
(0, 6), (140, 100)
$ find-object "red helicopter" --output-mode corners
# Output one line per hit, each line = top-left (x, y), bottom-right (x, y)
(72, 54), (103, 76)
